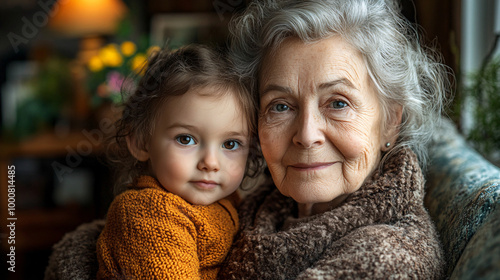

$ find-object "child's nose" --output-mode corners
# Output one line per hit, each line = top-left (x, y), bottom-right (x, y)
(197, 148), (220, 172)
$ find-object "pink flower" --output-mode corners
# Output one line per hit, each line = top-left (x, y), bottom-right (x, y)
(106, 71), (125, 93)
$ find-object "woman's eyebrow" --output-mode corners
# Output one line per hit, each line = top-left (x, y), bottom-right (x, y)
(260, 84), (293, 97)
(261, 78), (358, 97)
(318, 78), (358, 90)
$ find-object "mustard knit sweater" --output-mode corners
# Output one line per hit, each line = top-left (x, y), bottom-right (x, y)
(96, 176), (239, 279)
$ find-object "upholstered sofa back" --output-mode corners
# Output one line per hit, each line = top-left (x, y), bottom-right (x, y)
(425, 119), (500, 279)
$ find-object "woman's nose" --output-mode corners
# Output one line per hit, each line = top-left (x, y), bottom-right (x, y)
(292, 107), (326, 148)
(197, 148), (220, 172)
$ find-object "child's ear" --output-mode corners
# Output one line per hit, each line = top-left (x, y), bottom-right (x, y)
(382, 105), (403, 151)
(126, 135), (150, 161)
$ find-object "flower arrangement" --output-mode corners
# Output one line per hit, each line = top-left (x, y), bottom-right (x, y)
(86, 41), (159, 106)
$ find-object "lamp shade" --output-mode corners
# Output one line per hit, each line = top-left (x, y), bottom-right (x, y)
(49, 0), (127, 37)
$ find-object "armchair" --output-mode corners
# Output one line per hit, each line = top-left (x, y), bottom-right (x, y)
(425, 119), (500, 279)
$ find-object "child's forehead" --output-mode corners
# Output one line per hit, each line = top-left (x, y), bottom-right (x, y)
(160, 87), (241, 115)
(155, 88), (250, 136)
(166, 85), (245, 107)
(189, 84), (238, 97)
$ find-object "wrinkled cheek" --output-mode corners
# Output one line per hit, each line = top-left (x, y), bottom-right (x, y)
(259, 125), (287, 180)
(336, 125), (377, 165)
(258, 122), (273, 152)
(259, 128), (282, 164)
(343, 145), (381, 193)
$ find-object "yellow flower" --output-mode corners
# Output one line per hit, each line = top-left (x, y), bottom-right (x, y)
(88, 55), (104, 72)
(147, 45), (161, 57)
(120, 41), (137, 57)
(99, 44), (123, 67)
(131, 54), (147, 75)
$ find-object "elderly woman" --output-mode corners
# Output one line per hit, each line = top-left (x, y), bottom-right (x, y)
(219, 0), (448, 279)
(45, 0), (449, 279)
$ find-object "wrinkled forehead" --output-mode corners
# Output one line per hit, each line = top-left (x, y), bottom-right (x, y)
(259, 36), (369, 92)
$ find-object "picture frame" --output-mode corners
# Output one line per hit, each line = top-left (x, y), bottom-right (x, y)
(150, 13), (229, 48)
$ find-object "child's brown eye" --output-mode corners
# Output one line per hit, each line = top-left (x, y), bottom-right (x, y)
(222, 140), (240, 150)
(176, 135), (195, 145)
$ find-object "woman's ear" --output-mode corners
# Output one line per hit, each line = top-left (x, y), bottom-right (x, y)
(126, 135), (150, 161)
(382, 105), (403, 151)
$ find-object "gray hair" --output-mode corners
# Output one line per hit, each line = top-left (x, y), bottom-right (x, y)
(229, 0), (451, 168)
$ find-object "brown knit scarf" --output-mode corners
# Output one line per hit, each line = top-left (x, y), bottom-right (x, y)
(219, 148), (444, 279)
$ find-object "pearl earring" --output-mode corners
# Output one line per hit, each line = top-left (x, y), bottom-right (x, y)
(385, 142), (391, 148)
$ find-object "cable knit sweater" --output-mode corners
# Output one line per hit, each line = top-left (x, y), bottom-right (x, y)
(96, 176), (238, 279)
(219, 148), (444, 279)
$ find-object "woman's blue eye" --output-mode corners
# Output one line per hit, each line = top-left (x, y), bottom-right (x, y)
(222, 140), (240, 150)
(176, 135), (196, 145)
(271, 103), (289, 112)
(330, 100), (348, 109)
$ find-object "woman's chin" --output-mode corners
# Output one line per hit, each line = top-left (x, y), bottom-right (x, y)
(289, 191), (351, 216)
(279, 183), (340, 204)
(288, 192), (336, 205)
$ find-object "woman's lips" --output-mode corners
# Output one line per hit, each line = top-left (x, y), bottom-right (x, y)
(191, 180), (219, 189)
(289, 162), (336, 171)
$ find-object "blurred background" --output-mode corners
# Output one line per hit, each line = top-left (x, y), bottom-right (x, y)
(0, 0), (498, 279)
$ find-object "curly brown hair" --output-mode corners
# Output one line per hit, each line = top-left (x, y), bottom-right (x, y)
(107, 45), (263, 195)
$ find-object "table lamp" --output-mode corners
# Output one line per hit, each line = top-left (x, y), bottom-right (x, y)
(49, 0), (128, 63)
(47, 0), (127, 126)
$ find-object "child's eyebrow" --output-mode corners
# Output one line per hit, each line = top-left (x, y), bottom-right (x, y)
(164, 123), (200, 135)
(224, 130), (250, 139)
(166, 123), (196, 130)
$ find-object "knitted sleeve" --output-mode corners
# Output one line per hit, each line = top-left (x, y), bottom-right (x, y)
(96, 189), (201, 279)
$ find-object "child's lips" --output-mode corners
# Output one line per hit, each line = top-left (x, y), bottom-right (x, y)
(191, 180), (219, 190)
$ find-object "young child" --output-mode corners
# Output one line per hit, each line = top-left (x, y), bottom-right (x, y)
(96, 45), (261, 279)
